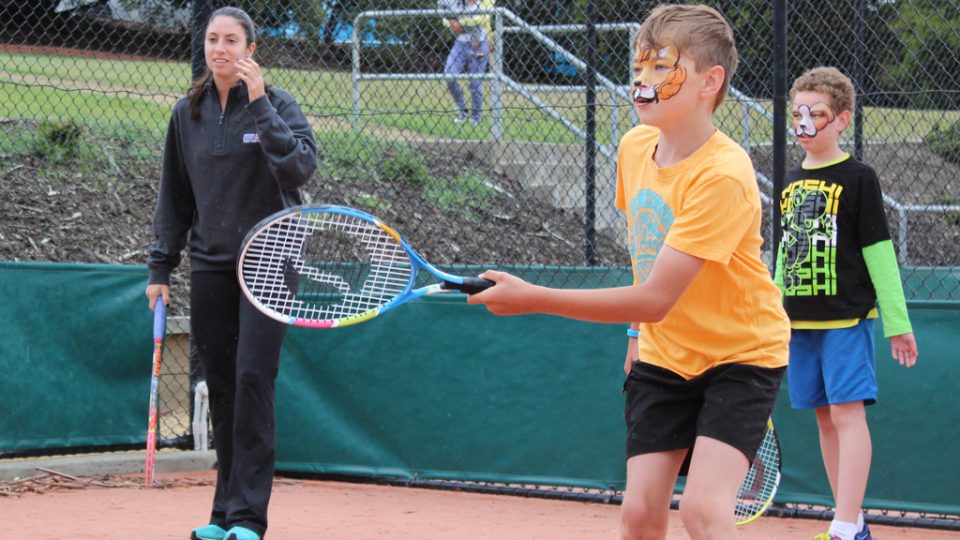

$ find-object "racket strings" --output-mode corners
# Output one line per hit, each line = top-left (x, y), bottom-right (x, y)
(350, 219), (411, 300)
(734, 426), (781, 520)
(242, 212), (414, 323)
(242, 217), (313, 314)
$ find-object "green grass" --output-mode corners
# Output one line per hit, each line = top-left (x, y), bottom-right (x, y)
(425, 166), (497, 219)
(268, 67), (355, 117)
(0, 72), (172, 147)
(380, 143), (430, 185)
(0, 52), (189, 94)
(308, 130), (498, 216)
(352, 78), (613, 145)
(343, 192), (391, 214)
(2, 50), (957, 151)
(0, 117), (156, 192)
(314, 130), (382, 180)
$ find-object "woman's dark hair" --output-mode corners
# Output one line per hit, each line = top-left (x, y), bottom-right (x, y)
(186, 7), (267, 119)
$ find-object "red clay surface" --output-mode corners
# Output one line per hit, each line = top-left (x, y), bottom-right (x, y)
(1, 470), (957, 540)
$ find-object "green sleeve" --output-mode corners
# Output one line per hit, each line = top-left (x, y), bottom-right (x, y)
(862, 240), (912, 337)
(772, 247), (785, 296)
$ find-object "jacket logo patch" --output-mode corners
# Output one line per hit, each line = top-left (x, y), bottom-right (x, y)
(242, 133), (260, 144)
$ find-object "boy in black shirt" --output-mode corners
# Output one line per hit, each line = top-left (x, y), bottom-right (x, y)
(774, 66), (919, 540)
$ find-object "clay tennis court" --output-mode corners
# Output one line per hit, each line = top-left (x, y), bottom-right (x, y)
(2, 468), (957, 540)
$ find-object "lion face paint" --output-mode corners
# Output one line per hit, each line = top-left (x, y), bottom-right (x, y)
(632, 43), (686, 103)
(792, 102), (836, 138)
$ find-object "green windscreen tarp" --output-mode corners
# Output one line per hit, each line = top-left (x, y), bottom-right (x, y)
(275, 267), (632, 489)
(774, 302), (960, 514)
(0, 262), (151, 451)
(1, 262), (958, 515)
(274, 267), (960, 514)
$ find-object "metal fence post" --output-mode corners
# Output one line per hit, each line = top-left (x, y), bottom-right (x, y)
(771, 0), (788, 269)
(584, 0), (598, 265)
(190, 0), (212, 81)
(491, 9), (504, 141)
(352, 15), (362, 133)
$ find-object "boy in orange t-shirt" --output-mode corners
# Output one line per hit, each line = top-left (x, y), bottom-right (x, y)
(469, 4), (789, 539)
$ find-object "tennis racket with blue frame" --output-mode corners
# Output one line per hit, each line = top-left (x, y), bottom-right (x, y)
(144, 299), (165, 487)
(238, 205), (494, 328)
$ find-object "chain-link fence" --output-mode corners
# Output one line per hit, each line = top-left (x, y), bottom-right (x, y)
(2, 0), (958, 452)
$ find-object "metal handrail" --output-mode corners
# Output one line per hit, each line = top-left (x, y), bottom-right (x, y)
(350, 8), (954, 265)
(352, 7), (632, 156)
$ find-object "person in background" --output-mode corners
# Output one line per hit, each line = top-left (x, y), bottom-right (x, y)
(775, 65), (918, 540)
(438, 0), (494, 125)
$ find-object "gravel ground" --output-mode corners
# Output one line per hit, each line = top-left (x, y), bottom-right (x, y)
(0, 119), (630, 315)
(3, 121), (957, 316)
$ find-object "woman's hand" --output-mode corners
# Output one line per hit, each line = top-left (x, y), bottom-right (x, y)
(145, 283), (170, 311)
(236, 57), (266, 102)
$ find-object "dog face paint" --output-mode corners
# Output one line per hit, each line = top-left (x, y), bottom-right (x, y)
(792, 102), (836, 138)
(632, 43), (686, 103)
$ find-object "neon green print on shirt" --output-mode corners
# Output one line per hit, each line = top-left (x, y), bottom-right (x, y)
(780, 179), (843, 296)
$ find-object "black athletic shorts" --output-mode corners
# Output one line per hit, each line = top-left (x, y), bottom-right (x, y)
(623, 361), (784, 466)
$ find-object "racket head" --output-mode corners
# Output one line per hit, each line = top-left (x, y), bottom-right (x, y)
(238, 205), (424, 328)
(735, 418), (781, 526)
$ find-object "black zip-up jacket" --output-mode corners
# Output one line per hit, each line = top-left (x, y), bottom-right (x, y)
(147, 81), (317, 284)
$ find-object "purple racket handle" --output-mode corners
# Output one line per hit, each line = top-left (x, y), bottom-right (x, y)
(153, 300), (166, 338)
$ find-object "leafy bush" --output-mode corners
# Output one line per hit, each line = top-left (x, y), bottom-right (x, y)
(424, 167), (496, 217)
(380, 144), (430, 186)
(31, 119), (84, 161)
(924, 122), (960, 165)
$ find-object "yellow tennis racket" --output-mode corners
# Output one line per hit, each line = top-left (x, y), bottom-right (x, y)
(735, 418), (781, 526)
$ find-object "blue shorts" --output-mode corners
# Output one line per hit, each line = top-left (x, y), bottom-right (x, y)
(787, 318), (878, 409)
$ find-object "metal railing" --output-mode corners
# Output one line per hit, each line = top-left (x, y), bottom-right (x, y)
(352, 7), (633, 163)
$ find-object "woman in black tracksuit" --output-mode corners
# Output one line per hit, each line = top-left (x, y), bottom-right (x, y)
(144, 7), (316, 540)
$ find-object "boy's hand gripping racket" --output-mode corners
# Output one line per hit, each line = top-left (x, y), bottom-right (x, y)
(145, 300), (165, 487)
(238, 205), (494, 328)
(735, 418), (781, 525)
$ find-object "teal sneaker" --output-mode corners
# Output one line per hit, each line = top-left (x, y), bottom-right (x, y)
(191, 524), (227, 540)
(225, 526), (261, 540)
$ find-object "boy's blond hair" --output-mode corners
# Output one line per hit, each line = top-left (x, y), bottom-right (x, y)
(790, 66), (856, 113)
(636, 4), (738, 109)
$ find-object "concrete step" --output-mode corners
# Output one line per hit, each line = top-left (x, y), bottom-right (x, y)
(0, 450), (216, 481)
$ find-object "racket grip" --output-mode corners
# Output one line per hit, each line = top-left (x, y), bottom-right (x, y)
(153, 300), (166, 339)
(444, 277), (495, 295)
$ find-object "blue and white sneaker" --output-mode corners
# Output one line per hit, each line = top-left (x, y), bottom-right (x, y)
(225, 526), (261, 540)
(191, 524), (227, 540)
(811, 523), (872, 540)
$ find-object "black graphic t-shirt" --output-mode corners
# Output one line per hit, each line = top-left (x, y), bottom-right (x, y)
(776, 156), (890, 320)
